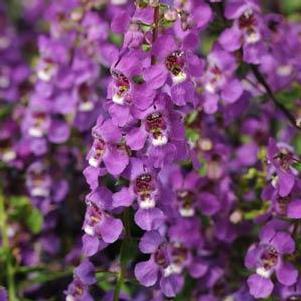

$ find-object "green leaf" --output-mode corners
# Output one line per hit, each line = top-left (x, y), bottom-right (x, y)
(10, 196), (30, 208)
(142, 44), (151, 52)
(282, 0), (301, 13)
(275, 84), (301, 109)
(185, 128), (200, 143)
(198, 164), (207, 176)
(96, 271), (116, 291)
(132, 75), (145, 85)
(185, 110), (199, 125)
(26, 207), (43, 234)
(294, 135), (301, 156)
(135, 0), (149, 8)
(109, 33), (123, 47)
(244, 202), (270, 220)
(159, 18), (175, 29)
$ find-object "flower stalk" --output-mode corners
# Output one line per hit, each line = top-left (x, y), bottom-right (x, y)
(113, 209), (131, 301)
(250, 64), (301, 130)
(151, 5), (160, 65)
(0, 192), (17, 301)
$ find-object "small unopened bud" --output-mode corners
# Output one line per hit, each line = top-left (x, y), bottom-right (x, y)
(230, 210), (243, 224)
(296, 117), (301, 129)
(199, 138), (213, 151)
(70, 7), (84, 22)
(164, 9), (177, 21)
(135, 0), (148, 8)
(112, 0), (127, 4)
(149, 0), (159, 7)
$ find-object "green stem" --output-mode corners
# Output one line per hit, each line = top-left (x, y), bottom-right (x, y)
(250, 64), (300, 130)
(113, 209), (131, 301)
(0, 193), (17, 301)
(151, 5), (160, 65)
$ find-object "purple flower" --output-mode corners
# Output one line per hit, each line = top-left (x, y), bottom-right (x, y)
(134, 231), (185, 297)
(65, 278), (93, 301)
(168, 217), (203, 249)
(0, 287), (7, 301)
(26, 162), (51, 198)
(267, 138), (297, 197)
(108, 50), (153, 107)
(87, 116), (129, 175)
(152, 34), (203, 90)
(268, 189), (301, 219)
(112, 159), (165, 231)
(159, 165), (200, 218)
(126, 94), (188, 168)
(74, 260), (96, 286)
(280, 277), (301, 300)
(25, 109), (51, 139)
(66, 257), (96, 300)
(171, 0), (212, 32)
(220, 0), (267, 64)
(202, 48), (243, 113)
(0, 119), (18, 163)
(245, 227), (297, 298)
(83, 202), (123, 245)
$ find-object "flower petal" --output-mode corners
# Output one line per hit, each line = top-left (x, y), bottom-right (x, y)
(247, 274), (274, 299)
(287, 200), (301, 219)
(160, 274), (184, 298)
(98, 215), (123, 244)
(139, 230), (163, 254)
(134, 259), (159, 287)
(112, 187), (135, 208)
(271, 231), (295, 254)
(134, 208), (165, 231)
(276, 261), (298, 286)
(103, 146), (129, 176)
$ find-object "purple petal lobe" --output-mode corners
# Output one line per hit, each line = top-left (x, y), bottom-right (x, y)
(287, 200), (301, 219)
(139, 231), (163, 254)
(75, 260), (95, 285)
(82, 234), (100, 257)
(271, 231), (295, 254)
(98, 216), (123, 244)
(221, 78), (243, 103)
(276, 262), (298, 286)
(112, 187), (135, 208)
(134, 208), (165, 231)
(247, 274), (274, 299)
(103, 147), (129, 175)
(134, 259), (158, 287)
(160, 274), (184, 297)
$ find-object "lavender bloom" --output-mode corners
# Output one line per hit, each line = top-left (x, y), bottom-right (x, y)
(134, 231), (184, 297)
(112, 159), (165, 230)
(220, 0), (266, 64)
(65, 260), (95, 301)
(26, 162), (51, 198)
(267, 138), (297, 197)
(245, 227), (297, 298)
(159, 165), (200, 218)
(108, 49), (163, 111)
(151, 33), (203, 107)
(202, 47), (243, 113)
(82, 187), (123, 255)
(0, 287), (7, 301)
(126, 93), (188, 168)
(87, 116), (129, 175)
(280, 278), (301, 300)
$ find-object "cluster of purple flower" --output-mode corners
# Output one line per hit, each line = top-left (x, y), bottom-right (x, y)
(67, 0), (301, 300)
(0, 0), (119, 298)
(1, 0), (301, 300)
